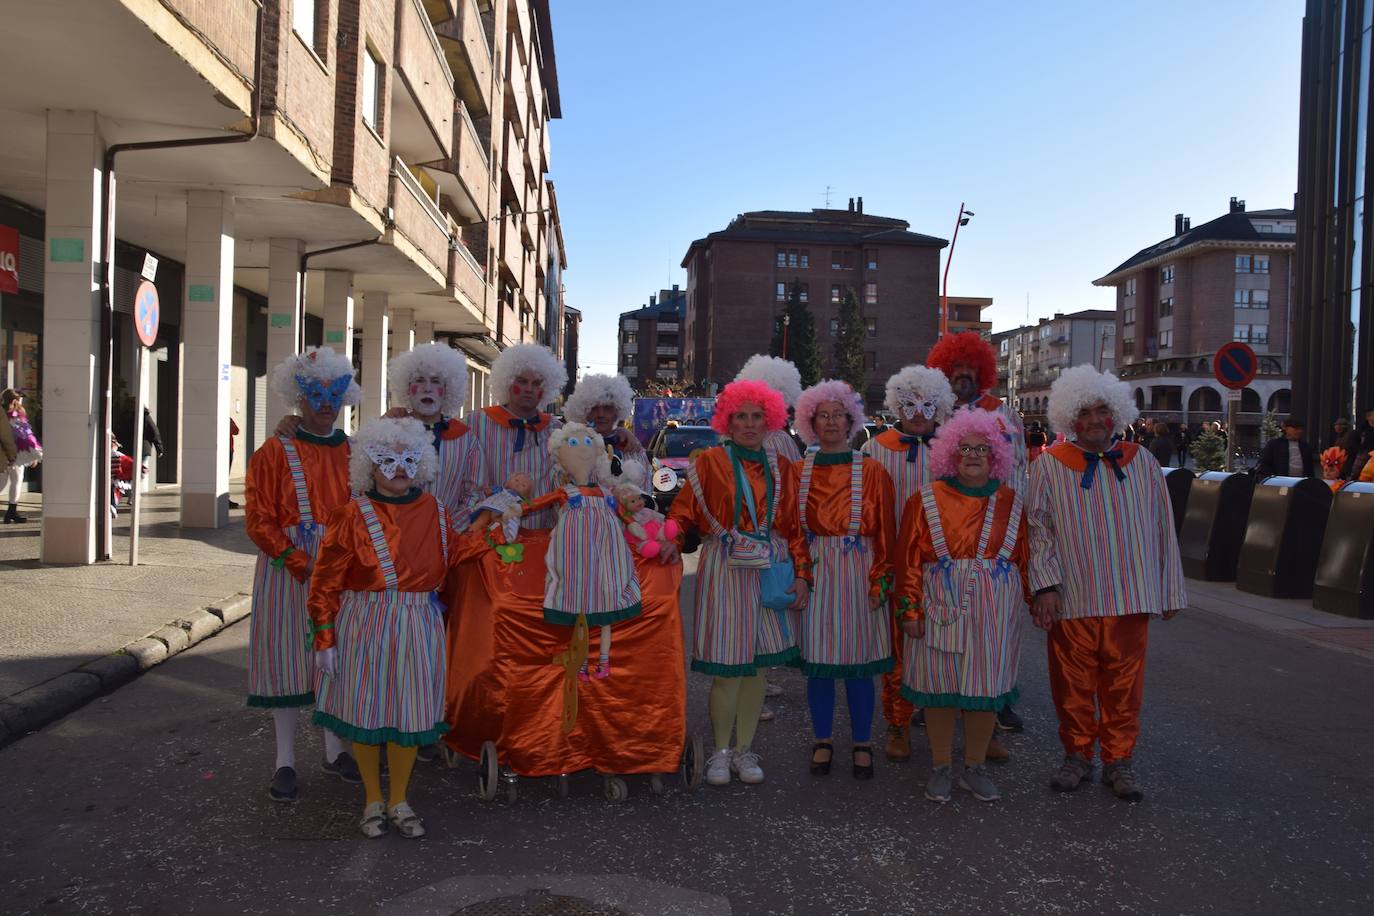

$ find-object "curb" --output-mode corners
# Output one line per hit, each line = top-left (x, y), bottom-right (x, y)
(0, 593), (251, 751)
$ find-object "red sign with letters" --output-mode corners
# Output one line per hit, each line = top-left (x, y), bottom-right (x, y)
(0, 225), (18, 294)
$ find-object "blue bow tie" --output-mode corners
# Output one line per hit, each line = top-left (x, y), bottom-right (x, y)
(1081, 449), (1126, 489)
(898, 434), (931, 463)
(429, 417), (450, 451)
(508, 416), (540, 453)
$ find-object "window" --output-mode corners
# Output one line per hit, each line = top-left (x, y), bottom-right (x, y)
(1255, 255), (1270, 274)
(623, 331), (637, 345)
(293, 0), (317, 51)
(1252, 288), (1269, 309)
(1159, 297), (1174, 317)
(864, 282), (878, 305)
(362, 46), (382, 132)
(829, 318), (839, 336)
(1122, 334), (1135, 351)
(831, 250), (843, 270)
(865, 317), (877, 338)
(1158, 329), (1173, 348)
(1161, 264), (1175, 284)
(864, 352), (877, 370)
(1234, 324), (1271, 344)
(776, 250), (786, 268)
(787, 250), (799, 268)
(866, 249), (878, 270)
(800, 250), (810, 269)
(1126, 278), (1137, 296)
(799, 283), (809, 303)
(1235, 254), (1252, 273)
(776, 282), (786, 302)
(1123, 307), (1136, 325)
(830, 284), (842, 304)
(831, 250), (854, 270)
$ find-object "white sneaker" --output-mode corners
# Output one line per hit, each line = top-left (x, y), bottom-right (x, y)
(704, 748), (733, 786)
(732, 749), (764, 784)
(758, 705), (776, 722)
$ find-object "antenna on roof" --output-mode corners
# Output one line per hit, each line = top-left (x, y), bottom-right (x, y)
(825, 185), (833, 208)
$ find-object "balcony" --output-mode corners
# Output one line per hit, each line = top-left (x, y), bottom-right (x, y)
(622, 319), (639, 331)
(656, 346), (678, 355)
(419, 100), (490, 222)
(498, 210), (525, 283)
(163, 0), (257, 84)
(448, 237), (488, 318)
(623, 342), (639, 355)
(435, 0), (493, 118)
(393, 0), (456, 162)
(389, 157), (452, 277)
(505, 37), (529, 139)
(658, 322), (679, 332)
(419, 0), (459, 24)
(511, 0), (531, 66)
(501, 120), (529, 209)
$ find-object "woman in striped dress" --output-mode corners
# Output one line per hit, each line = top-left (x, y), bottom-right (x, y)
(245, 346), (361, 804)
(791, 380), (897, 780)
(310, 417), (462, 839)
(894, 408), (1031, 804)
(735, 354), (803, 463)
(667, 380), (811, 786)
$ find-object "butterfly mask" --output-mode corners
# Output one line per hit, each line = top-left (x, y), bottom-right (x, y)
(897, 394), (939, 422)
(365, 443), (423, 480)
(296, 374), (352, 413)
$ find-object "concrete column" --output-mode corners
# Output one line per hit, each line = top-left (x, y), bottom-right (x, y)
(265, 238), (303, 375)
(322, 270), (355, 430)
(360, 291), (390, 419)
(390, 307), (415, 358)
(39, 111), (104, 564)
(414, 321), (434, 345)
(180, 190), (234, 528)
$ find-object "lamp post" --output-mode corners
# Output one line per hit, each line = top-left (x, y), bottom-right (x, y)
(781, 312), (791, 358)
(939, 203), (974, 339)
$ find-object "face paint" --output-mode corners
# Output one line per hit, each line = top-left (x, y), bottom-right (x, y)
(296, 374), (351, 412)
(897, 393), (938, 422)
(365, 443), (423, 480)
(409, 376), (445, 413)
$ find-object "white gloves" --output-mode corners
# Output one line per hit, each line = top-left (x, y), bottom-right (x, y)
(316, 647), (338, 678)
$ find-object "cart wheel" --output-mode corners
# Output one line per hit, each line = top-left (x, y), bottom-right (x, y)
(604, 776), (629, 803)
(477, 741), (499, 801)
(441, 744), (463, 770)
(680, 735), (705, 792)
(649, 773), (667, 797)
(556, 773), (570, 798)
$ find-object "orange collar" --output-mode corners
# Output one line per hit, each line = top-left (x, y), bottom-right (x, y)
(484, 404), (551, 432)
(1046, 440), (1140, 472)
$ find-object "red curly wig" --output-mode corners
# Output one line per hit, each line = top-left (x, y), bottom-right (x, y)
(711, 379), (788, 436)
(926, 331), (997, 393)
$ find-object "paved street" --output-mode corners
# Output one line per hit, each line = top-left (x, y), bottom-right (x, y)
(1, 551), (1372, 916)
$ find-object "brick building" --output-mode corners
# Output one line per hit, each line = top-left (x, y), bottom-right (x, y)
(994, 310), (1116, 424)
(947, 296), (994, 338)
(680, 199), (946, 406)
(1093, 200), (1296, 442)
(618, 285), (686, 389)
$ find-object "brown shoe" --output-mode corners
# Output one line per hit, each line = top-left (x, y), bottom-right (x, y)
(883, 725), (911, 761)
(986, 734), (1011, 764)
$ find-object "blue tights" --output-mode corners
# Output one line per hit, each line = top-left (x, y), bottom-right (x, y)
(806, 676), (876, 743)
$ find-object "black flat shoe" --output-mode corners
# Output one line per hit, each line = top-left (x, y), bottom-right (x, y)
(269, 766), (298, 803)
(810, 741), (833, 776)
(852, 746), (875, 780)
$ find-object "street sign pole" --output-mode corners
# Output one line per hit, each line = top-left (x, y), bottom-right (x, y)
(129, 344), (147, 566)
(1225, 389), (1240, 472)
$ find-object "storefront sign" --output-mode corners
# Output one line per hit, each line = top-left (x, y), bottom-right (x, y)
(0, 225), (18, 294)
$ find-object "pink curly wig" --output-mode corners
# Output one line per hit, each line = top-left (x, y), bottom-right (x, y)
(711, 379), (788, 436)
(794, 380), (865, 446)
(928, 408), (1014, 482)
(927, 331), (998, 394)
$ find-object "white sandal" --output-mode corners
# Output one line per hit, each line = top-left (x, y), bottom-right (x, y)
(359, 801), (387, 839)
(387, 801), (425, 839)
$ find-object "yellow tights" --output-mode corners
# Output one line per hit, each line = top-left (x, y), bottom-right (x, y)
(352, 742), (419, 807)
(923, 708), (998, 767)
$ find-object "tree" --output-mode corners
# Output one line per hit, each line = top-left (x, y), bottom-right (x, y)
(771, 279), (822, 387)
(1191, 425), (1227, 471)
(1260, 409), (1282, 446)
(832, 287), (866, 392)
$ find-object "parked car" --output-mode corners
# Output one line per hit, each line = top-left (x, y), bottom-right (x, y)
(649, 424), (721, 511)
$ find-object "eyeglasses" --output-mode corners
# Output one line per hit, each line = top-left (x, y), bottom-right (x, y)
(957, 444), (992, 456)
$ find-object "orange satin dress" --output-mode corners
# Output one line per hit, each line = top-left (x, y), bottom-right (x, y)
(243, 431), (352, 579)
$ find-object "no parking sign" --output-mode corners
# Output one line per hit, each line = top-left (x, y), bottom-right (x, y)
(134, 280), (159, 347)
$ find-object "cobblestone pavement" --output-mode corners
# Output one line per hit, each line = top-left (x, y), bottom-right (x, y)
(0, 552), (1371, 915)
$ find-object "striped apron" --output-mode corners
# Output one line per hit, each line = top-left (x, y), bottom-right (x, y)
(543, 485), (642, 626)
(902, 485), (1025, 710)
(313, 496), (449, 747)
(797, 452), (893, 679)
(247, 437), (325, 707)
(686, 450), (798, 677)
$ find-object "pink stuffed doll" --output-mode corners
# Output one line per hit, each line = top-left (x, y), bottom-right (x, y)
(614, 481), (679, 559)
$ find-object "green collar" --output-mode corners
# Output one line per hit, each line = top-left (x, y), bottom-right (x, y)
(367, 487), (423, 505)
(297, 427), (346, 446)
(727, 442), (766, 463)
(813, 450), (854, 465)
(941, 476), (1000, 498)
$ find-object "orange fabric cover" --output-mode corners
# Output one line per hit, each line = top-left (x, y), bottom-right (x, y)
(1044, 440), (1141, 472)
(308, 493), (465, 650)
(441, 526), (686, 776)
(794, 456), (897, 596)
(894, 480), (1031, 620)
(1047, 614), (1150, 763)
(437, 418), (469, 440)
(243, 435), (351, 580)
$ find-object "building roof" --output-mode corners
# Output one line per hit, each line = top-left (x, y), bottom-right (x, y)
(681, 208), (947, 266)
(1094, 208), (1296, 285)
(619, 300), (685, 322)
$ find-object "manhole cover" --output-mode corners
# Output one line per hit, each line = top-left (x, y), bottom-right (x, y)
(452, 888), (629, 916)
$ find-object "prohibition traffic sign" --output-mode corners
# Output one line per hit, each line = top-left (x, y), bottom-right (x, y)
(133, 280), (159, 347)
(1213, 341), (1257, 390)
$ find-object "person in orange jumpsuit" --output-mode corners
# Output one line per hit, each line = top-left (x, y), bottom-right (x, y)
(791, 380), (896, 780)
(667, 379), (811, 786)
(310, 417), (463, 839)
(244, 346), (361, 803)
(894, 409), (1031, 803)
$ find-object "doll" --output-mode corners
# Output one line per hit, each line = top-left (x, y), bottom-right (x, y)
(1320, 447), (1347, 493)
(612, 480), (680, 559)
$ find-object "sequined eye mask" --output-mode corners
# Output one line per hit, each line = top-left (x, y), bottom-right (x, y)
(364, 444), (422, 480)
(296, 374), (352, 412)
(898, 394), (938, 421)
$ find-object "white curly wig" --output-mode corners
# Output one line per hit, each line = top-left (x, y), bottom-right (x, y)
(269, 346), (362, 412)
(885, 365), (955, 424)
(548, 421), (612, 486)
(1047, 365), (1139, 438)
(387, 342), (469, 416)
(735, 355), (802, 408)
(490, 343), (567, 409)
(348, 417), (438, 493)
(563, 373), (634, 425)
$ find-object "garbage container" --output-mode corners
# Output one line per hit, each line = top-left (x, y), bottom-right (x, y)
(1235, 477), (1332, 599)
(1160, 467), (1194, 538)
(1178, 471), (1255, 582)
(1313, 482), (1374, 619)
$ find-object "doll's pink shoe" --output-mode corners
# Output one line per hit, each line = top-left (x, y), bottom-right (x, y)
(593, 661), (612, 680)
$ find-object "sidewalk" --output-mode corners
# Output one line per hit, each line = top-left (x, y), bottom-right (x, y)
(1185, 577), (1374, 659)
(0, 483), (255, 745)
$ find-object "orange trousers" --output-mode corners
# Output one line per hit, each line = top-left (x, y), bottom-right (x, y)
(1047, 614), (1150, 764)
(882, 611), (914, 727)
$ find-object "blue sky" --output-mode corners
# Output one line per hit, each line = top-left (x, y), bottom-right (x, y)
(547, 0), (1302, 377)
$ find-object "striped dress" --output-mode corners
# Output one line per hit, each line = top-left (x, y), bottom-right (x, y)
(765, 428), (802, 465)
(467, 405), (563, 529)
(794, 450), (896, 679)
(426, 417), (485, 529)
(895, 480), (1031, 710)
(537, 484), (642, 626)
(310, 491), (457, 746)
(243, 431), (351, 708)
(958, 394), (1028, 492)
(1027, 441), (1187, 618)
(862, 427), (936, 524)
(668, 444), (811, 677)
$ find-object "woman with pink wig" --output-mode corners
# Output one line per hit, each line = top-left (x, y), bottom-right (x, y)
(791, 381), (897, 780)
(893, 408), (1031, 804)
(668, 379), (812, 788)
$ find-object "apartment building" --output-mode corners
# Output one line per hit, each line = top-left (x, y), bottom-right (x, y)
(0, 0), (563, 563)
(994, 310), (1116, 424)
(618, 286), (686, 388)
(947, 296), (994, 338)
